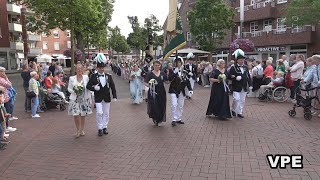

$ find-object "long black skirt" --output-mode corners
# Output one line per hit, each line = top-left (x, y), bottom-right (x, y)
(206, 83), (231, 118)
(147, 86), (166, 123)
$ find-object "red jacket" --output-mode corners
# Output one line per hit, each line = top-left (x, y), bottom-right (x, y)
(45, 76), (53, 89)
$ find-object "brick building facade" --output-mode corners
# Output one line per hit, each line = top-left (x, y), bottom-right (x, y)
(164, 0), (320, 63)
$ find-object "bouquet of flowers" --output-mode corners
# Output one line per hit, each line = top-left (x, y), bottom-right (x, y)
(218, 74), (226, 82)
(73, 83), (84, 96)
(131, 72), (136, 79)
(149, 79), (158, 86)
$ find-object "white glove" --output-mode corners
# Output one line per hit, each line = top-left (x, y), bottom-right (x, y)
(189, 91), (193, 95)
(249, 86), (253, 90)
(188, 72), (193, 76)
(113, 98), (117, 102)
(94, 84), (100, 91)
(173, 68), (179, 74)
(196, 77), (199, 82)
(236, 76), (242, 81)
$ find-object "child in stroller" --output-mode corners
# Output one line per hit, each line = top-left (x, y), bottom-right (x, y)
(51, 78), (69, 104)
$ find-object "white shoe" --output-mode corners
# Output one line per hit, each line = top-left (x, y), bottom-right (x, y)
(7, 127), (17, 132)
(4, 133), (9, 138)
(32, 114), (41, 118)
(204, 85), (211, 88)
(12, 116), (18, 120)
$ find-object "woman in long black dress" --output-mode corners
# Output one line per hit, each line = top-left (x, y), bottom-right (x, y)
(144, 60), (167, 126)
(206, 59), (232, 120)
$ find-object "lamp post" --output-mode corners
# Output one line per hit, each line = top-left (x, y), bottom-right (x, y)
(239, 0), (244, 38)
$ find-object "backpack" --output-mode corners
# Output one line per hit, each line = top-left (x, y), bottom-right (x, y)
(256, 66), (264, 78)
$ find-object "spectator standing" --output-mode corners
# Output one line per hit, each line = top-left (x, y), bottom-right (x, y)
(263, 58), (274, 84)
(21, 64), (31, 112)
(29, 72), (40, 118)
(288, 54), (305, 102)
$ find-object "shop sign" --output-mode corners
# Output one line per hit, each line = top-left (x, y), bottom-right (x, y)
(256, 46), (286, 52)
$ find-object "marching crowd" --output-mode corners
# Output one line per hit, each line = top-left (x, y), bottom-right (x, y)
(1, 49), (320, 151)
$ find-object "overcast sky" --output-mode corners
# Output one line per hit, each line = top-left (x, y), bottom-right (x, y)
(109, 0), (168, 37)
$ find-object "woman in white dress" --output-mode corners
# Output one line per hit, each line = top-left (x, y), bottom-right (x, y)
(129, 64), (143, 104)
(68, 64), (92, 138)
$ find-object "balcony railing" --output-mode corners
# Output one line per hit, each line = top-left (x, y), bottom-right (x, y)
(29, 48), (42, 55)
(6, 3), (21, 15)
(234, 26), (314, 46)
(10, 42), (24, 51)
(8, 23), (22, 32)
(28, 34), (41, 41)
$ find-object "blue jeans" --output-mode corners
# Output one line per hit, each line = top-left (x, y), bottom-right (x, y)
(32, 96), (39, 116)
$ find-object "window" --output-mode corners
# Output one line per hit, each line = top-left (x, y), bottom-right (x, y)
(66, 30), (71, 38)
(186, 32), (191, 41)
(263, 19), (272, 32)
(29, 42), (36, 49)
(291, 17), (303, 33)
(54, 42), (60, 50)
(277, 0), (287, 4)
(53, 30), (59, 38)
(43, 41), (48, 50)
(276, 18), (286, 33)
(250, 22), (259, 32)
(67, 41), (71, 48)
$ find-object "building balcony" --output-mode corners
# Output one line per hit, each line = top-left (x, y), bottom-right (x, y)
(29, 48), (42, 56)
(6, 3), (21, 15)
(8, 23), (22, 32)
(234, 1), (276, 22)
(28, 34), (41, 42)
(10, 42), (24, 51)
(235, 26), (315, 47)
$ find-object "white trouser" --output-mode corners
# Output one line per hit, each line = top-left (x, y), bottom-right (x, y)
(232, 90), (247, 115)
(96, 102), (110, 130)
(170, 93), (185, 121)
(188, 78), (195, 97)
(56, 91), (65, 99)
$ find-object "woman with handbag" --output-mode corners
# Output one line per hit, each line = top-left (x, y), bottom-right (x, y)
(68, 64), (92, 138)
(28, 71), (40, 118)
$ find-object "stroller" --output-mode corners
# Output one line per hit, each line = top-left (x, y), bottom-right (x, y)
(40, 90), (66, 111)
(288, 86), (318, 120)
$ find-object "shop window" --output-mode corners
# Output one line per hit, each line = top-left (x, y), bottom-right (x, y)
(66, 30), (71, 38)
(29, 42), (36, 49)
(290, 45), (307, 50)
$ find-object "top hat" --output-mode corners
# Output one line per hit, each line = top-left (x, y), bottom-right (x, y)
(232, 49), (245, 60)
(94, 53), (107, 67)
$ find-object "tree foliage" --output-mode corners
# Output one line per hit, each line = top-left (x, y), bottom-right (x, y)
(110, 26), (130, 54)
(188, 0), (234, 51)
(285, 0), (320, 26)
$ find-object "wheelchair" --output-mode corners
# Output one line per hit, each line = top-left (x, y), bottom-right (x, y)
(258, 84), (290, 103)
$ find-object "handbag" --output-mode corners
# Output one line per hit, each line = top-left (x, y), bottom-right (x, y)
(26, 91), (36, 98)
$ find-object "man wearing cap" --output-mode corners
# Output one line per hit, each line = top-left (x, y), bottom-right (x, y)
(86, 53), (117, 136)
(228, 49), (252, 118)
(168, 56), (193, 126)
(184, 53), (198, 99)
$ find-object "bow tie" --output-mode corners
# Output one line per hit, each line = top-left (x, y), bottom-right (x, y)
(98, 74), (104, 77)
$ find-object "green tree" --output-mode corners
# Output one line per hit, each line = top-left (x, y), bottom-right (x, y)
(285, 0), (320, 26)
(127, 16), (146, 58)
(23, 0), (114, 74)
(188, 0), (234, 52)
(110, 26), (129, 61)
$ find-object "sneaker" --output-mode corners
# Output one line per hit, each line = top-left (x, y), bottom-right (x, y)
(32, 114), (41, 118)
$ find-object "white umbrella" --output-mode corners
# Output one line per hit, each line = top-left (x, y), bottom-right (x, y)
(36, 54), (53, 63)
(57, 55), (67, 59)
(175, 48), (210, 54)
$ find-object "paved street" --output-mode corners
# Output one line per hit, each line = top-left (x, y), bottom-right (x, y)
(1, 70), (320, 180)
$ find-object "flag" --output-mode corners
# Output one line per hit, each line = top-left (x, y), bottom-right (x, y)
(163, 4), (186, 60)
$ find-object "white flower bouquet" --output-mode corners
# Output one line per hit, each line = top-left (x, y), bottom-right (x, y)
(218, 74), (227, 82)
(73, 83), (84, 95)
(149, 79), (158, 86)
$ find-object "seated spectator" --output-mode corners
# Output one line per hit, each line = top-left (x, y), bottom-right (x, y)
(44, 71), (53, 89)
(260, 71), (284, 93)
(51, 78), (69, 103)
(0, 90), (10, 150)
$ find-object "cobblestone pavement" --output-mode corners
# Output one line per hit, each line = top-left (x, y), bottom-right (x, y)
(1, 70), (320, 180)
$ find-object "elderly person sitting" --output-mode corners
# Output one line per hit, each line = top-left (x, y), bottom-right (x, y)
(263, 58), (274, 84)
(260, 71), (285, 94)
(275, 59), (286, 74)
(29, 71), (40, 118)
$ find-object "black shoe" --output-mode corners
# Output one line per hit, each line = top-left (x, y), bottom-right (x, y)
(218, 117), (227, 120)
(176, 121), (185, 124)
(0, 143), (7, 150)
(231, 111), (236, 117)
(188, 96), (191, 99)
(171, 121), (176, 127)
(103, 128), (108, 135)
(237, 114), (244, 118)
(98, 129), (103, 136)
